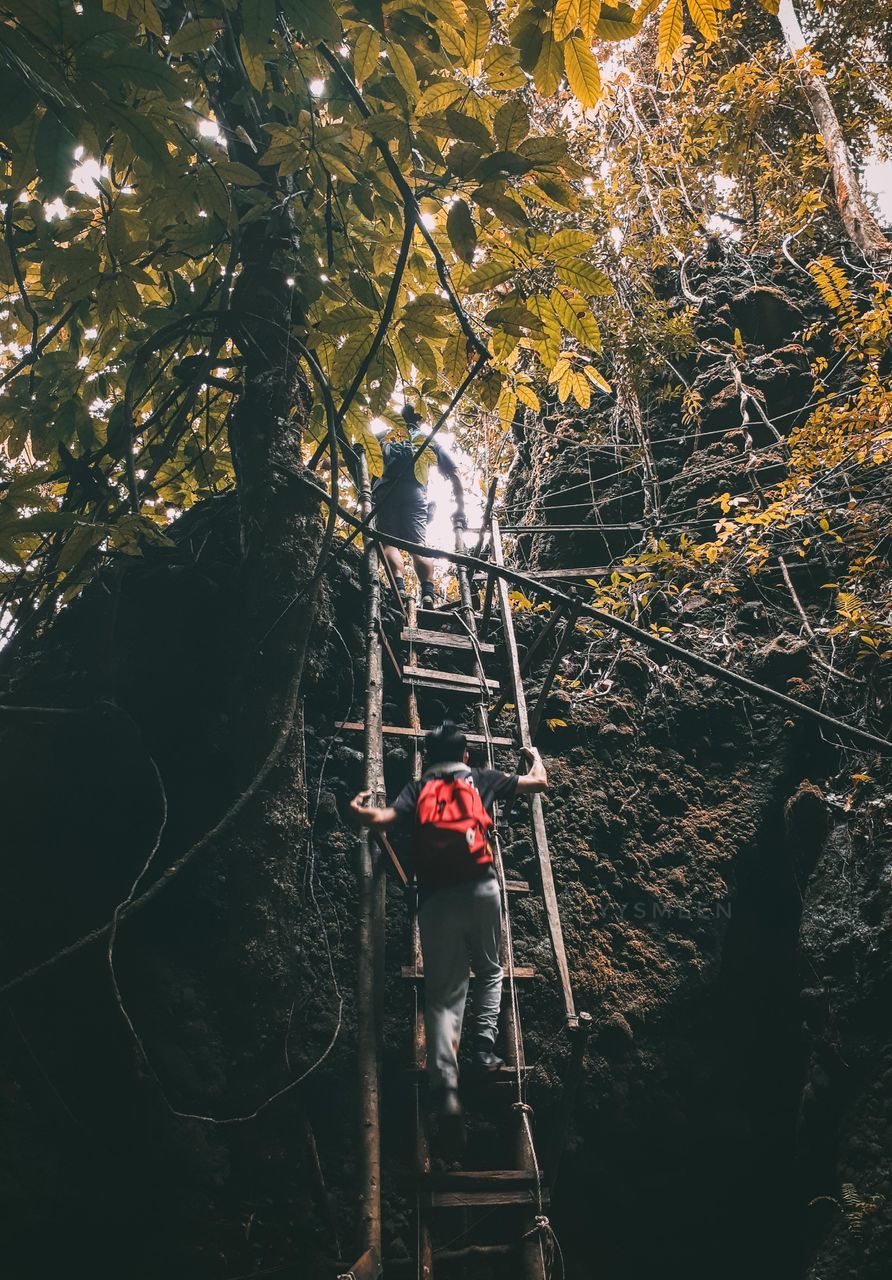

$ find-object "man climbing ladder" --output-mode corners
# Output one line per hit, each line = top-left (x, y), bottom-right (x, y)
(372, 405), (466, 608)
(350, 721), (548, 1121)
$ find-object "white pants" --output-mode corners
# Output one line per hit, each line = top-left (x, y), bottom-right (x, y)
(418, 875), (503, 1089)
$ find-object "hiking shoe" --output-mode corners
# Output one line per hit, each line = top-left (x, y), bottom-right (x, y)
(470, 1043), (505, 1074)
(420, 586), (436, 609)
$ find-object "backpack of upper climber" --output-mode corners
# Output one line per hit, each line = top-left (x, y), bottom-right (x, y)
(414, 768), (494, 889)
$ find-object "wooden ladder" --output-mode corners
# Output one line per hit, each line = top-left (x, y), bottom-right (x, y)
(340, 477), (589, 1280)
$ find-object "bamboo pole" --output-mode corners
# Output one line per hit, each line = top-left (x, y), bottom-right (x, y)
(357, 451), (385, 1260)
(491, 516), (579, 1030)
(405, 596), (434, 1280)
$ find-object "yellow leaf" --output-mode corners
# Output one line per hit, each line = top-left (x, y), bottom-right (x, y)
(685, 0), (716, 41)
(462, 6), (491, 65)
(583, 366), (611, 393)
(563, 37), (602, 108)
(550, 288), (602, 352)
(528, 295), (562, 367)
(758, 0), (779, 12)
(656, 0), (684, 71)
(515, 384), (541, 411)
(415, 80), (465, 115)
(548, 357), (572, 384)
(557, 366), (574, 403)
(570, 369), (591, 408)
(387, 42), (420, 101)
(552, 0), (581, 43)
(354, 27), (381, 85)
(240, 34), (266, 91)
(533, 30), (564, 96)
(578, 0), (602, 40)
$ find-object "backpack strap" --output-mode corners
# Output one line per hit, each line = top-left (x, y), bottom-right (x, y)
(421, 761), (472, 783)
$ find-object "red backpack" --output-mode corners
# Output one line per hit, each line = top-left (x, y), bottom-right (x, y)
(414, 767), (494, 889)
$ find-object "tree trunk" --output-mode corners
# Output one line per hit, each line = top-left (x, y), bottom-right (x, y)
(778, 0), (891, 258)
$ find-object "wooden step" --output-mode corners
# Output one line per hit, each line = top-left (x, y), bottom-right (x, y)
(401, 627), (496, 654)
(505, 879), (530, 893)
(402, 965), (534, 981)
(429, 1187), (549, 1208)
(403, 665), (499, 692)
(419, 1170), (537, 1191)
(339, 722), (514, 748)
(406, 1064), (530, 1085)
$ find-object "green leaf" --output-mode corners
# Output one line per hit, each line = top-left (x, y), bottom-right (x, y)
(595, 3), (641, 39)
(414, 444), (437, 484)
(445, 109), (492, 150)
(548, 228), (597, 259)
(555, 260), (613, 296)
(104, 104), (172, 177)
(549, 288), (602, 351)
(213, 159), (264, 186)
(240, 0), (276, 90)
(442, 333), (469, 384)
(484, 43), (527, 90)
(532, 29), (563, 95)
(168, 19), (224, 54)
(527, 294), (562, 367)
(98, 47), (182, 98)
(516, 135), (567, 167)
(35, 110), (75, 198)
(387, 42), (420, 101)
(447, 198), (477, 265)
(353, 26), (381, 83)
(282, 0), (342, 41)
(493, 100), (530, 151)
(474, 150), (531, 181)
(462, 7), (491, 64)
(463, 253), (514, 292)
(415, 79), (465, 115)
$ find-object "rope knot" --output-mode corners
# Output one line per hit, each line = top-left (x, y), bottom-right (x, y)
(520, 1214), (551, 1240)
(512, 1100), (534, 1114)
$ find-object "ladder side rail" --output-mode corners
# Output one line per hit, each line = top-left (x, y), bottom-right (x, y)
(356, 452), (386, 1260)
(490, 515), (579, 1031)
(405, 597), (434, 1280)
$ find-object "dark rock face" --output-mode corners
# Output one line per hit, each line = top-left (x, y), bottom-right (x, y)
(500, 252), (892, 1279)
(1, 253), (889, 1280)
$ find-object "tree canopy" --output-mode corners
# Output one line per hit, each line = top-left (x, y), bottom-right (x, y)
(0, 0), (888, 659)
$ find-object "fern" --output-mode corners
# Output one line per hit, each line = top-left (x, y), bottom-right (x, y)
(808, 256), (859, 325)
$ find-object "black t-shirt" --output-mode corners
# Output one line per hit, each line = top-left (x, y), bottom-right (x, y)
(372, 439), (459, 513)
(392, 766), (519, 824)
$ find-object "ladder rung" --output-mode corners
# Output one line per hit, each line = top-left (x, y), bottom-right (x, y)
(417, 607), (483, 620)
(505, 879), (530, 893)
(401, 965), (534, 981)
(401, 628), (496, 654)
(419, 1170), (536, 1190)
(339, 722), (514, 747)
(404, 665), (499, 691)
(429, 1188), (548, 1208)
(405, 1065), (531, 1085)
